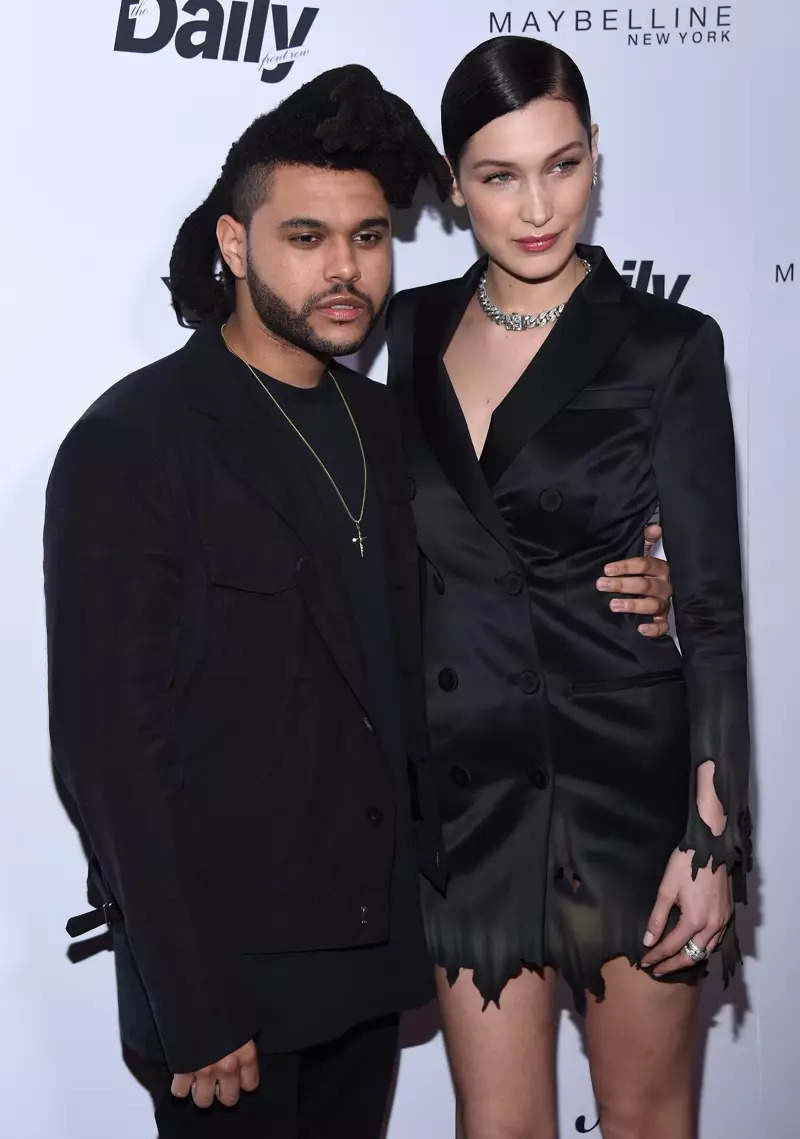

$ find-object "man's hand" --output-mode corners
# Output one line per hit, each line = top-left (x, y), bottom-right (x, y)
(171, 1039), (259, 1108)
(596, 524), (672, 638)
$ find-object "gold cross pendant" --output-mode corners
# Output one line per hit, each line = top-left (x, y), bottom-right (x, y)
(353, 523), (366, 558)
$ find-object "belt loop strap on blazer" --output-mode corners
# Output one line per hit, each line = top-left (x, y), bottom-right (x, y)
(66, 901), (123, 938)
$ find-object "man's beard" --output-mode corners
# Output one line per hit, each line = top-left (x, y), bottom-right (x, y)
(245, 253), (389, 359)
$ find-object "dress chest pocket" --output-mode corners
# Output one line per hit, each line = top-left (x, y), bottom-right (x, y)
(572, 668), (684, 695)
(565, 388), (653, 411)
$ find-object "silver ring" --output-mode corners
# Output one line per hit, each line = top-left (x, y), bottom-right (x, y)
(683, 938), (708, 964)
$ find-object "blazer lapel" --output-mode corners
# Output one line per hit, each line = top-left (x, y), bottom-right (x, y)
(480, 245), (638, 487)
(178, 326), (375, 720)
(333, 367), (426, 719)
(412, 262), (519, 557)
(332, 365), (405, 510)
(330, 363), (419, 588)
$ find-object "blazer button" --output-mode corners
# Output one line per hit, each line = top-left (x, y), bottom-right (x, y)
(360, 905), (369, 926)
(517, 671), (541, 695)
(531, 766), (550, 791)
(438, 668), (459, 693)
(502, 571), (523, 596)
(539, 488), (563, 513)
(450, 765), (472, 788)
(367, 807), (385, 825)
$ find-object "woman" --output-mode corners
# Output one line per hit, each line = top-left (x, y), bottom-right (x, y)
(386, 36), (750, 1139)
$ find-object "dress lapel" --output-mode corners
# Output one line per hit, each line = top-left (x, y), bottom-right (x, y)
(480, 245), (638, 487)
(177, 324), (375, 719)
(412, 262), (519, 558)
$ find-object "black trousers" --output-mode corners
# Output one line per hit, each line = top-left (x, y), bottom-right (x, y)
(132, 1015), (400, 1139)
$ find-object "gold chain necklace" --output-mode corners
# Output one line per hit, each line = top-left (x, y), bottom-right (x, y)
(221, 324), (368, 556)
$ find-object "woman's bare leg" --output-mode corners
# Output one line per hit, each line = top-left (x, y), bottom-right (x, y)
(585, 957), (700, 1139)
(436, 965), (559, 1139)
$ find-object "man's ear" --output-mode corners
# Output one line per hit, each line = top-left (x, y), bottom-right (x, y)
(216, 215), (247, 281)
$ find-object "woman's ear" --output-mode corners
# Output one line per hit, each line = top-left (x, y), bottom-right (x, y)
(448, 159), (466, 209)
(590, 124), (600, 168)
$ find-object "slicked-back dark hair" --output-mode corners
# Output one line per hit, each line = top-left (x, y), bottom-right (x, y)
(441, 37), (592, 170)
(169, 65), (451, 322)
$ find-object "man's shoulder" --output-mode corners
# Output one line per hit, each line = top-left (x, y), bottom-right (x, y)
(52, 343), (190, 475)
(332, 359), (391, 403)
(331, 358), (374, 383)
(331, 361), (404, 457)
(81, 343), (188, 426)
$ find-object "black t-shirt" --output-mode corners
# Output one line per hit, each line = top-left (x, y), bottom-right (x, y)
(235, 366), (433, 1052)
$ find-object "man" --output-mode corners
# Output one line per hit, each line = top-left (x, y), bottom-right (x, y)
(44, 66), (672, 1137)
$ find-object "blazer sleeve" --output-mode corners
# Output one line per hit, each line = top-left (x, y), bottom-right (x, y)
(651, 316), (752, 901)
(44, 412), (256, 1072)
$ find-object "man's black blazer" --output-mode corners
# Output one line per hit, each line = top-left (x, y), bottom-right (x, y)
(44, 321), (444, 1073)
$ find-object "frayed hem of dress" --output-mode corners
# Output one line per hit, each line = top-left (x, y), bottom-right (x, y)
(439, 932), (740, 1019)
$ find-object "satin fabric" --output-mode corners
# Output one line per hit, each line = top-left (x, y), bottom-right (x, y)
(386, 245), (750, 1009)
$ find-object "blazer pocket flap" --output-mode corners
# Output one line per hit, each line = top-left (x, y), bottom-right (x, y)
(567, 387), (653, 410)
(379, 474), (415, 504)
(203, 541), (300, 595)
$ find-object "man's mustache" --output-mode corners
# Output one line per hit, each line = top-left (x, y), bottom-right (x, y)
(302, 283), (375, 316)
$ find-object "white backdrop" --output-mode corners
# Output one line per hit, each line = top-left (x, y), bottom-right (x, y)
(0, 2), (796, 1135)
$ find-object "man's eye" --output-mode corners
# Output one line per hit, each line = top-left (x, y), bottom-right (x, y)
(290, 234), (322, 245)
(355, 232), (384, 245)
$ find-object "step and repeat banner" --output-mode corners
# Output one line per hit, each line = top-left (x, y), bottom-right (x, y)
(0, 2), (796, 1136)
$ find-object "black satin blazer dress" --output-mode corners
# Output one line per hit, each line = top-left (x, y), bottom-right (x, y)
(386, 244), (751, 1009)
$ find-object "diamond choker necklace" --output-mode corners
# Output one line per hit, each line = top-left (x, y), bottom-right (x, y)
(477, 258), (592, 332)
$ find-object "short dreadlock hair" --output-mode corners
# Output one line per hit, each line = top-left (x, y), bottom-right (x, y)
(169, 65), (452, 323)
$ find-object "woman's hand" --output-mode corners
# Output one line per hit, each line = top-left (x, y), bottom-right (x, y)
(596, 524), (672, 638)
(640, 848), (732, 976)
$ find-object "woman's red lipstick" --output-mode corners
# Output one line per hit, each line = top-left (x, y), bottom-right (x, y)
(514, 233), (559, 253)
